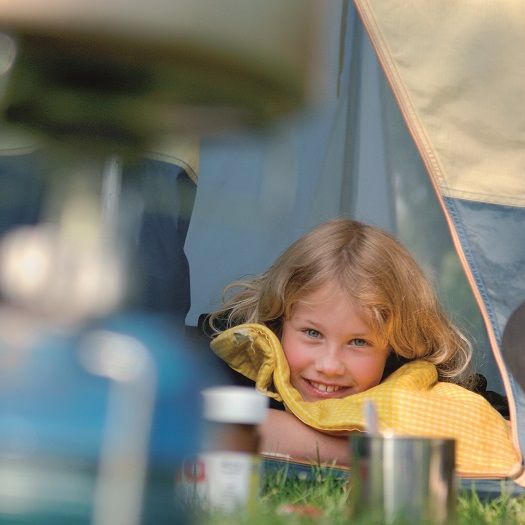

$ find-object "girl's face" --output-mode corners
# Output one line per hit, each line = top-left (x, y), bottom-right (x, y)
(281, 282), (390, 402)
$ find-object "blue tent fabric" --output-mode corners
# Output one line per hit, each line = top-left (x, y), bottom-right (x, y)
(442, 198), (525, 340)
(123, 158), (196, 315)
(443, 196), (525, 464)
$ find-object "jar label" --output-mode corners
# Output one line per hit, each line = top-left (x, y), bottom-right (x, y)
(177, 452), (260, 513)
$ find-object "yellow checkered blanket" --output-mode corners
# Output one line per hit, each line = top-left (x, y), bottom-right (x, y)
(211, 323), (521, 478)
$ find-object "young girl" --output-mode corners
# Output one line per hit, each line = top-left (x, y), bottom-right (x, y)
(208, 219), (519, 476)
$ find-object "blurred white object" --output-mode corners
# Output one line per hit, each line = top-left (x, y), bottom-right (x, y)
(80, 329), (156, 525)
(0, 32), (16, 75)
(364, 399), (380, 436)
(0, 222), (124, 324)
(0, 151), (131, 325)
(202, 386), (269, 425)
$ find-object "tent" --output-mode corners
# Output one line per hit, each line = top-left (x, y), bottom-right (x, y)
(181, 1), (525, 494)
(0, 0), (523, 511)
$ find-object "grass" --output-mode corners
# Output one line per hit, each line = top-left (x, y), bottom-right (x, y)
(189, 466), (525, 524)
(457, 488), (525, 524)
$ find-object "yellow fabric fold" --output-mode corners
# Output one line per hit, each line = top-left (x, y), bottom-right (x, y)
(211, 323), (521, 478)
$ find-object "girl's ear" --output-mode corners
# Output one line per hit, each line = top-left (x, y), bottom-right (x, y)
(381, 351), (410, 381)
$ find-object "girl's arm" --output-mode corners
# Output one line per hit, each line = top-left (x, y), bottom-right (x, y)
(258, 408), (350, 466)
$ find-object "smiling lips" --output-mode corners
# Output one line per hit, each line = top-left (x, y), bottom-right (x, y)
(307, 379), (347, 394)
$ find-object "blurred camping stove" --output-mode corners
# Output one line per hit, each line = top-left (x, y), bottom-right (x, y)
(0, 0), (330, 324)
(0, 1), (330, 524)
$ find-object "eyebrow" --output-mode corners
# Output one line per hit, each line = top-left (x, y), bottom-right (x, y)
(297, 318), (322, 328)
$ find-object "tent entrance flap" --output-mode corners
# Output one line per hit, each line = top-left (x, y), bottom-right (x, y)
(354, 0), (525, 481)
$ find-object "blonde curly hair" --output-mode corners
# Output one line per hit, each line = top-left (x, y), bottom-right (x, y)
(209, 218), (472, 385)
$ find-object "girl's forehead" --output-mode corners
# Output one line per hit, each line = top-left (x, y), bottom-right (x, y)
(296, 280), (354, 305)
(292, 283), (365, 316)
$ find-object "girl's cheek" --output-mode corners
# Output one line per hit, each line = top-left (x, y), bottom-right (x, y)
(291, 350), (315, 372)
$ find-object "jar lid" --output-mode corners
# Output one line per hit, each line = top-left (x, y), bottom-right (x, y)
(202, 386), (269, 424)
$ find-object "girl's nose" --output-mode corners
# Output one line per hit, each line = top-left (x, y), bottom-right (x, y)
(315, 348), (346, 376)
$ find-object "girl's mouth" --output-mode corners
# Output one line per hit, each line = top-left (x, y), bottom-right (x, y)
(303, 378), (351, 398)
(309, 380), (344, 393)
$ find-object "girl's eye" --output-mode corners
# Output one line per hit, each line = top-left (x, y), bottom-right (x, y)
(303, 328), (321, 339)
(350, 338), (369, 347)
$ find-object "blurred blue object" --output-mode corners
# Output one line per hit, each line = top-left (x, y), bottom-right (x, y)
(0, 311), (210, 524)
